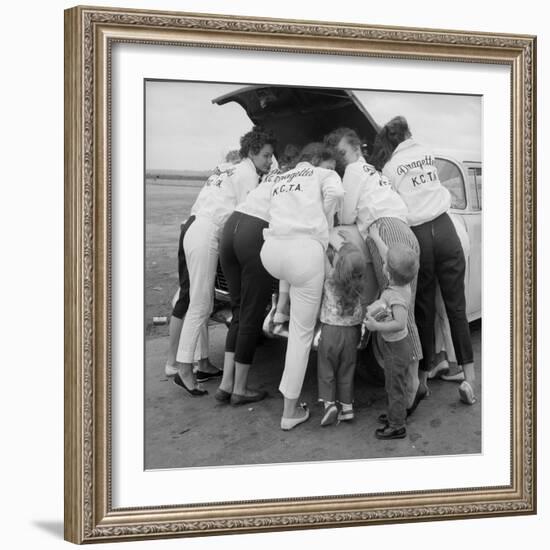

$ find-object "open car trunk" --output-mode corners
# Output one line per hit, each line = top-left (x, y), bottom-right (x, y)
(212, 85), (380, 158)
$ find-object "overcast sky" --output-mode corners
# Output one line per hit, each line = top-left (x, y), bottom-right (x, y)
(145, 80), (481, 171)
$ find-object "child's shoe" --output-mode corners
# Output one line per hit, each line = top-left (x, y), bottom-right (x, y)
(320, 403), (338, 427)
(337, 404), (354, 422)
(375, 425), (407, 440)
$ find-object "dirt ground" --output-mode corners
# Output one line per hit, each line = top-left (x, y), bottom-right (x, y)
(144, 180), (482, 470)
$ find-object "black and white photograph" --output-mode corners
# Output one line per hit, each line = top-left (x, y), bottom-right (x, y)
(144, 80), (482, 470)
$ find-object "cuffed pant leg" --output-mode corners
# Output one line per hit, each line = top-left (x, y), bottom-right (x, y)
(233, 215), (273, 364)
(176, 218), (218, 364)
(219, 213), (241, 354)
(412, 222), (437, 371)
(270, 239), (324, 400)
(433, 214), (473, 365)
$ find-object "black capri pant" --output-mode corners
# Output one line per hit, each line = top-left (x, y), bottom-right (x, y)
(171, 215), (196, 319)
(220, 211), (275, 364)
(411, 212), (473, 370)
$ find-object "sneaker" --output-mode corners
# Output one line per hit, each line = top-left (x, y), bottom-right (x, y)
(164, 363), (179, 377)
(458, 381), (477, 404)
(337, 408), (354, 422)
(320, 404), (338, 427)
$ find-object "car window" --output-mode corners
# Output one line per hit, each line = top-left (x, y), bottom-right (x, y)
(468, 166), (482, 210)
(434, 158), (467, 210)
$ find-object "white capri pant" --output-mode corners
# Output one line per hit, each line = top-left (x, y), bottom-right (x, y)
(260, 237), (325, 399)
(176, 216), (220, 364)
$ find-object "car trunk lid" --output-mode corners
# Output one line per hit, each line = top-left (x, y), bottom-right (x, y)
(212, 85), (380, 154)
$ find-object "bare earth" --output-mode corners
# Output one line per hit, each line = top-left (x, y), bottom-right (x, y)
(144, 180), (482, 470)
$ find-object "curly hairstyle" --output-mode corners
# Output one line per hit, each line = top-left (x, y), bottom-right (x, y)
(331, 243), (369, 316)
(369, 116), (411, 171)
(279, 143), (300, 171)
(239, 126), (277, 158)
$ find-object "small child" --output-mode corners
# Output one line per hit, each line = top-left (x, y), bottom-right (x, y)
(317, 238), (369, 426)
(363, 224), (419, 440)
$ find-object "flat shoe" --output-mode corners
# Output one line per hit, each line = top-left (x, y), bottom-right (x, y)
(441, 366), (465, 382)
(375, 426), (406, 440)
(214, 388), (231, 402)
(281, 404), (310, 430)
(230, 390), (268, 406)
(164, 363), (179, 377)
(458, 380), (477, 405)
(195, 368), (223, 383)
(428, 360), (450, 379)
(173, 372), (208, 396)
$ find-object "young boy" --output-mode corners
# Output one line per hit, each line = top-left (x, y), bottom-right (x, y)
(364, 224), (419, 439)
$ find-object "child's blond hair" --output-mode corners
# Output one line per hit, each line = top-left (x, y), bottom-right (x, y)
(386, 243), (418, 286)
(331, 243), (369, 315)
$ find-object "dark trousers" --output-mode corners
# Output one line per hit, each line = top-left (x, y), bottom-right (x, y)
(317, 324), (360, 404)
(411, 213), (473, 370)
(171, 215), (196, 319)
(382, 336), (414, 429)
(220, 211), (274, 364)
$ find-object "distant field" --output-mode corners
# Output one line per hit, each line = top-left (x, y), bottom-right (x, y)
(145, 179), (204, 337)
(146, 177), (205, 188)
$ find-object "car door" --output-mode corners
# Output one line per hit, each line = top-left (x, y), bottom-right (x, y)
(434, 156), (482, 321)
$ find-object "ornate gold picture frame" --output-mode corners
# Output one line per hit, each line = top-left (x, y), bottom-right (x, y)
(64, 5), (536, 544)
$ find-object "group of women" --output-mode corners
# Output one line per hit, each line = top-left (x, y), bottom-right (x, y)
(164, 116), (477, 432)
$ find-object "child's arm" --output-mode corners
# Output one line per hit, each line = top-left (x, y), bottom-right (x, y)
(364, 304), (407, 333)
(368, 223), (388, 263)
